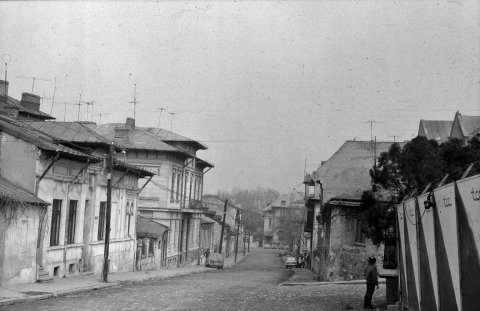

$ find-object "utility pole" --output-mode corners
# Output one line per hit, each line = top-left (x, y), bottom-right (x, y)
(218, 199), (228, 254)
(242, 229), (246, 256)
(247, 232), (250, 252)
(101, 144), (114, 282)
(234, 209), (240, 262)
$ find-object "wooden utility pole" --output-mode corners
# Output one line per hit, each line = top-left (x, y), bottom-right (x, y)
(247, 232), (250, 252)
(101, 144), (114, 282)
(234, 209), (240, 262)
(218, 199), (228, 254)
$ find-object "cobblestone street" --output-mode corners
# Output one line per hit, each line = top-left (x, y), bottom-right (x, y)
(2, 249), (386, 311)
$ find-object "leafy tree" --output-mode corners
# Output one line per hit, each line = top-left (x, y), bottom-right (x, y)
(364, 135), (480, 245)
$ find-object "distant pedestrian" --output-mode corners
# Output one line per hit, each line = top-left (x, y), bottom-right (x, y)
(364, 256), (379, 309)
(204, 248), (210, 259)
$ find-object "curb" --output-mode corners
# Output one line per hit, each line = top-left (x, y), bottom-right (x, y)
(280, 278), (387, 286)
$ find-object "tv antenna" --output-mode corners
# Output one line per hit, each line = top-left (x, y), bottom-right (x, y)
(158, 107), (166, 128)
(169, 112), (176, 131)
(61, 101), (77, 121)
(49, 77), (57, 115)
(80, 99), (95, 121)
(129, 83), (139, 120)
(362, 120), (382, 141)
(16, 75), (51, 93)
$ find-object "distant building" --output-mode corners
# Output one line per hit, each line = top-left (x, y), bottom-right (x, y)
(417, 119), (453, 143)
(450, 111), (480, 142)
(263, 190), (305, 250)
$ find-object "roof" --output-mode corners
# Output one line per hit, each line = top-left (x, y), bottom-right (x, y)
(136, 215), (170, 239)
(0, 114), (100, 163)
(195, 157), (214, 168)
(145, 127), (207, 150)
(200, 216), (216, 224)
(24, 121), (113, 145)
(0, 177), (48, 206)
(0, 94), (55, 120)
(418, 119), (453, 142)
(313, 140), (404, 202)
(113, 159), (155, 177)
(94, 124), (188, 154)
(457, 114), (480, 138)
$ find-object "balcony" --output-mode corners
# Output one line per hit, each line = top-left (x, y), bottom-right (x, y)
(188, 199), (204, 210)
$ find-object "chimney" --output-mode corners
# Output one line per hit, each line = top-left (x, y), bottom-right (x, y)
(126, 117), (135, 129)
(0, 80), (8, 96)
(20, 93), (41, 111)
(114, 127), (129, 144)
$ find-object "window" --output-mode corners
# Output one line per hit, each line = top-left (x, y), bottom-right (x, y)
(193, 177), (198, 200)
(141, 239), (148, 258)
(355, 219), (366, 244)
(177, 170), (182, 201)
(67, 200), (77, 244)
(50, 199), (62, 246)
(171, 169), (176, 201)
(98, 201), (106, 241)
(148, 239), (155, 256)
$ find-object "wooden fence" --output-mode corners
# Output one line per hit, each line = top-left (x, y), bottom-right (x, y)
(396, 174), (480, 311)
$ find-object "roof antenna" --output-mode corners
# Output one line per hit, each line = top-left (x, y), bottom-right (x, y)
(129, 83), (139, 120)
(158, 107), (166, 128)
(169, 112), (175, 131)
(50, 77), (57, 115)
(2, 54), (11, 83)
(16, 75), (51, 93)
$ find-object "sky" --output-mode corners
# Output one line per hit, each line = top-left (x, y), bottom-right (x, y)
(1, 1), (480, 194)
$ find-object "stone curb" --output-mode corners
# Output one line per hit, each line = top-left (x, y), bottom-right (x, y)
(280, 278), (387, 286)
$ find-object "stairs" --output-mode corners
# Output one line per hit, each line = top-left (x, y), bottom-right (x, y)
(37, 267), (53, 283)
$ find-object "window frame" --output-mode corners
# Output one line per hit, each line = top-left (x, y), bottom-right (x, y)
(50, 199), (62, 246)
(67, 200), (78, 244)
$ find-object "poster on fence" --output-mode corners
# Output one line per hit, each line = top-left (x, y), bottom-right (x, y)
(404, 198), (420, 310)
(455, 174), (480, 311)
(434, 183), (461, 311)
(417, 192), (438, 310)
(397, 202), (408, 305)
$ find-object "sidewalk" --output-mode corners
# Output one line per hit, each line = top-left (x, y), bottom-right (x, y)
(0, 253), (248, 307)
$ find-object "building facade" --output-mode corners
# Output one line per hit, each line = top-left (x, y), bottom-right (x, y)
(95, 118), (213, 268)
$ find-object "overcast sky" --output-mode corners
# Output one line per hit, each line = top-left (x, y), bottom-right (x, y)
(1, 1), (480, 194)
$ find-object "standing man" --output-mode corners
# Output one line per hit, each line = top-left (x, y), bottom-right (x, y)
(364, 256), (379, 309)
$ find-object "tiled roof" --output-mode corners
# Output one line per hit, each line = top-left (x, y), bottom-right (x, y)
(94, 124), (186, 153)
(145, 127), (207, 150)
(1, 95), (55, 120)
(0, 177), (48, 206)
(458, 114), (480, 138)
(418, 120), (453, 142)
(24, 121), (112, 145)
(0, 114), (100, 162)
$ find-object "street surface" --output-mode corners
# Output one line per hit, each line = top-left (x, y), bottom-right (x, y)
(2, 249), (386, 311)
